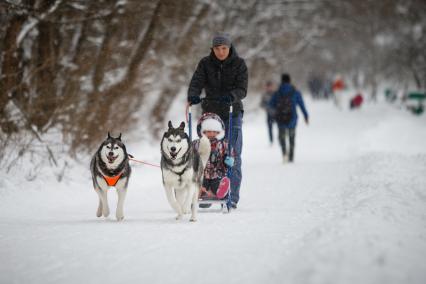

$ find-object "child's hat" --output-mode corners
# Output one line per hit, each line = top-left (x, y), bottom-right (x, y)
(197, 112), (225, 140)
(202, 118), (222, 133)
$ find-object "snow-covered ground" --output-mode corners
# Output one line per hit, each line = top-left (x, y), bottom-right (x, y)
(1, 97), (426, 284)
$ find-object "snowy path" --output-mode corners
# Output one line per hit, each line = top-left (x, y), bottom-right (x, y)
(1, 100), (426, 284)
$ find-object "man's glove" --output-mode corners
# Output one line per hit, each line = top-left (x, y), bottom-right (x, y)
(219, 94), (234, 104)
(224, 156), (234, 167)
(188, 96), (201, 105)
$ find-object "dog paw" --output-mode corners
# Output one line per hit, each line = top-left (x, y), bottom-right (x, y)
(116, 209), (124, 221)
(103, 209), (110, 218)
(189, 217), (197, 222)
(175, 214), (183, 220)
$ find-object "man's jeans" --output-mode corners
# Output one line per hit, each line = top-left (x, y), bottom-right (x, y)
(278, 127), (296, 161)
(224, 112), (243, 204)
(267, 113), (274, 144)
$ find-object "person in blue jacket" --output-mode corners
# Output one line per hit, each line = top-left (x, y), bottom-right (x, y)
(269, 73), (309, 163)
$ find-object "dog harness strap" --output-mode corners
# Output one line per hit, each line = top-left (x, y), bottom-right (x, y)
(103, 172), (123, 186)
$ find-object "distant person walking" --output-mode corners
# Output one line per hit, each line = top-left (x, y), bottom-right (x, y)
(349, 92), (364, 109)
(187, 32), (248, 210)
(269, 73), (309, 163)
(332, 75), (345, 109)
(307, 75), (323, 99)
(260, 81), (276, 145)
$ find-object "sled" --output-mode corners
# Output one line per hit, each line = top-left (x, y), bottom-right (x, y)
(198, 176), (230, 212)
(198, 198), (230, 213)
(189, 100), (234, 213)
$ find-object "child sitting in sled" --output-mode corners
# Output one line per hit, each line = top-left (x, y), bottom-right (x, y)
(193, 112), (234, 201)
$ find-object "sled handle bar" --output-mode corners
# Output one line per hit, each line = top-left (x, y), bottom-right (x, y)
(188, 97), (234, 107)
(186, 96), (234, 140)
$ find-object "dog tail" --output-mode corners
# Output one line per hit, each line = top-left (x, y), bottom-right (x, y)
(198, 135), (211, 169)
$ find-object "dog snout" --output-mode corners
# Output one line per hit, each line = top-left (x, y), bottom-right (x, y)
(108, 151), (114, 157)
(170, 146), (176, 152)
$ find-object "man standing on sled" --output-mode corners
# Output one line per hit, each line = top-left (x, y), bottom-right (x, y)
(187, 32), (248, 210)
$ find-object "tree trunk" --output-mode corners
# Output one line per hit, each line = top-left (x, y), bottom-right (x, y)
(31, 20), (58, 131)
(0, 14), (26, 133)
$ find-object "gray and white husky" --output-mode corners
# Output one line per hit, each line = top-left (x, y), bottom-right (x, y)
(161, 121), (210, 222)
(90, 132), (131, 221)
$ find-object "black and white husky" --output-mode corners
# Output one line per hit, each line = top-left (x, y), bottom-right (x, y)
(161, 121), (210, 221)
(90, 132), (131, 221)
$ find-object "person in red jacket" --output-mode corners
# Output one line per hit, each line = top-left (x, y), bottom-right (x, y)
(332, 77), (345, 93)
(350, 93), (364, 109)
(332, 75), (345, 109)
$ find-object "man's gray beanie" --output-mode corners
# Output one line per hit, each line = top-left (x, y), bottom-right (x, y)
(212, 32), (231, 47)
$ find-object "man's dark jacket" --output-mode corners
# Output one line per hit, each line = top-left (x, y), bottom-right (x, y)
(188, 45), (248, 120)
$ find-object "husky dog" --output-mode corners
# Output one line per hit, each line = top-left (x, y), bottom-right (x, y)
(90, 132), (131, 221)
(161, 121), (210, 221)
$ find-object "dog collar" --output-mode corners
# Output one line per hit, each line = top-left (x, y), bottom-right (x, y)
(166, 165), (187, 183)
(173, 168), (186, 177)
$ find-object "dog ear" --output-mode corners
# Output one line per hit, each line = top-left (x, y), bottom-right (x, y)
(179, 122), (185, 130)
(168, 121), (173, 129)
(118, 133), (122, 140)
(107, 132), (112, 139)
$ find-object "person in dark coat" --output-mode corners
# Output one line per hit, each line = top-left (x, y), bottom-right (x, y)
(269, 73), (309, 163)
(187, 32), (248, 209)
(260, 80), (276, 145)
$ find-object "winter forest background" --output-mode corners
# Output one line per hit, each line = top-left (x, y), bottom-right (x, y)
(1, 0), (425, 172)
(1, 1), (426, 283)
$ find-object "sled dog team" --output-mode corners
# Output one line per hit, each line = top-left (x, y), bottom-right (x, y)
(90, 114), (233, 222)
(91, 31), (246, 222)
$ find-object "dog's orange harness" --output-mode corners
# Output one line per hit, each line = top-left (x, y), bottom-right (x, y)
(102, 172), (123, 187)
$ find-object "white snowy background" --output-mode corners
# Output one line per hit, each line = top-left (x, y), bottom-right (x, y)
(1, 91), (425, 284)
